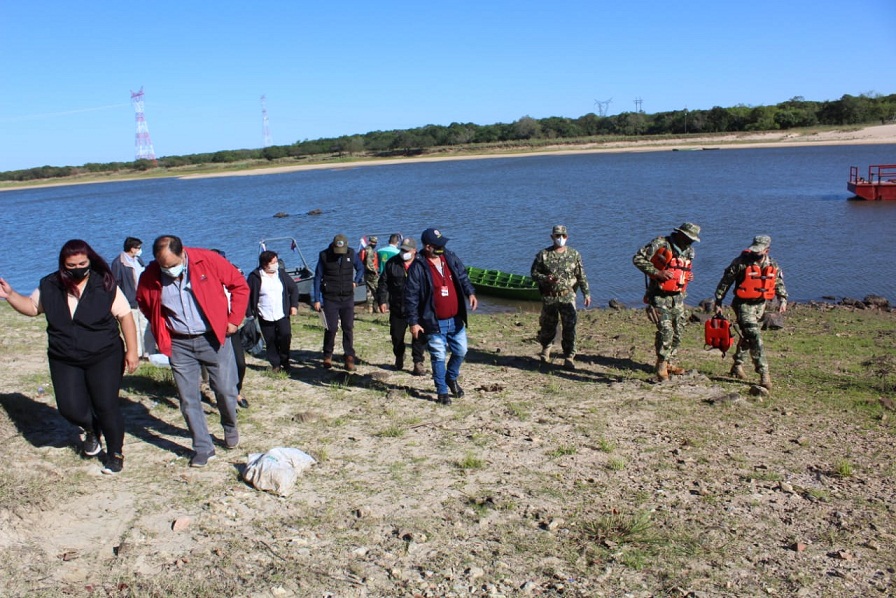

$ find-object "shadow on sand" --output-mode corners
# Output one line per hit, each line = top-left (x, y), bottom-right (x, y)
(0, 392), (77, 451)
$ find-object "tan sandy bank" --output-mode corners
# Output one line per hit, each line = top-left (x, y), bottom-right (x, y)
(3, 124), (895, 191)
(1, 302), (894, 596)
(180, 123), (896, 180)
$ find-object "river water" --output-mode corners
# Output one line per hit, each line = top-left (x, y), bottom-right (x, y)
(1, 143), (894, 308)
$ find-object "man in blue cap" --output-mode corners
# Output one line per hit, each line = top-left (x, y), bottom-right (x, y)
(405, 228), (478, 405)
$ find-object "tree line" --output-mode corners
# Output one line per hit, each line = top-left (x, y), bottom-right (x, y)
(3, 93), (894, 183)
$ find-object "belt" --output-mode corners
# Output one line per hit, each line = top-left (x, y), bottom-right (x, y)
(169, 331), (206, 339)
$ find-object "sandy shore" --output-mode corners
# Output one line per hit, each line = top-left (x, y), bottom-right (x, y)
(181, 123), (896, 180)
(2, 302), (894, 596)
(3, 124), (894, 191)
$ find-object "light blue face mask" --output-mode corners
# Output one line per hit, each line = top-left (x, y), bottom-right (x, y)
(161, 263), (184, 278)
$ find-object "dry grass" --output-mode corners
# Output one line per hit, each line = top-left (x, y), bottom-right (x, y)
(0, 301), (894, 596)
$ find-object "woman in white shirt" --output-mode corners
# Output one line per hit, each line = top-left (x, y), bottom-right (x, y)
(246, 251), (300, 373)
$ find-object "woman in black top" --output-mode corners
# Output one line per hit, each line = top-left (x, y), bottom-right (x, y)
(0, 239), (138, 474)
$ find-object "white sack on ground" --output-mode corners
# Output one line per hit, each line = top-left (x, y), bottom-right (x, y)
(242, 447), (317, 496)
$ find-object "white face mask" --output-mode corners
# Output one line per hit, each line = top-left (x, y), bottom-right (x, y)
(264, 261), (278, 273)
(401, 251), (414, 261)
(553, 236), (567, 247)
(135, 249), (143, 257)
(161, 263), (184, 278)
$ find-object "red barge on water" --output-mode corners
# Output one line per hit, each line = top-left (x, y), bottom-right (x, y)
(847, 164), (896, 200)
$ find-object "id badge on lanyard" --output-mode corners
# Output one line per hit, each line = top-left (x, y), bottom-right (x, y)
(436, 256), (451, 296)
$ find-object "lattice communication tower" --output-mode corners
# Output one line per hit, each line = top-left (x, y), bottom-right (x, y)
(261, 95), (273, 147)
(130, 87), (156, 161)
(634, 97), (644, 113)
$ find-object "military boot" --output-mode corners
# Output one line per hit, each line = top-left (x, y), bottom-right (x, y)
(655, 359), (669, 381)
(667, 364), (685, 375)
(539, 345), (552, 363)
(759, 371), (772, 391)
(729, 364), (747, 379)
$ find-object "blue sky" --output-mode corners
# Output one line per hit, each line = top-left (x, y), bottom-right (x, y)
(1, 1), (894, 171)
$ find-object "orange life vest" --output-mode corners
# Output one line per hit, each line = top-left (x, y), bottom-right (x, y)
(735, 263), (777, 300)
(650, 246), (692, 293)
(360, 248), (379, 272)
(704, 314), (734, 356)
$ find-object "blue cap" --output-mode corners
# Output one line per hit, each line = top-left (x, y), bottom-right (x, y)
(421, 228), (449, 247)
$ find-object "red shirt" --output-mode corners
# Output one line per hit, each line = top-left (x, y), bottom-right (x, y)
(426, 256), (459, 320)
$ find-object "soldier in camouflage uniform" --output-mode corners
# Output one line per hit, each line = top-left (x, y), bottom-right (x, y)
(360, 236), (380, 313)
(531, 224), (591, 370)
(713, 235), (787, 391)
(632, 222), (701, 380)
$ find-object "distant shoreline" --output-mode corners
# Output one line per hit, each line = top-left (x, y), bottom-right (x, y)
(3, 124), (895, 191)
(184, 123), (896, 180)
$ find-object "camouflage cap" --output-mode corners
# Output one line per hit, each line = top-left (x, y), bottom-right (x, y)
(747, 235), (771, 253)
(552, 224), (568, 236)
(400, 237), (417, 251)
(674, 222), (701, 242)
(332, 234), (348, 254)
(368, 236), (378, 245)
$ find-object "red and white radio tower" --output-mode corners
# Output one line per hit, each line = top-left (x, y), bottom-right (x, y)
(130, 87), (156, 161)
(261, 95), (273, 147)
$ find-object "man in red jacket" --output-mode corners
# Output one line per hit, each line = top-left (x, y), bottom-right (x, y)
(137, 235), (249, 467)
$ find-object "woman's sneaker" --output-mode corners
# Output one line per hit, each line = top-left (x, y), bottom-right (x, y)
(81, 431), (102, 457)
(101, 453), (124, 475)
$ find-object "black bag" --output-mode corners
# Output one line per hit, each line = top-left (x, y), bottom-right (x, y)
(240, 316), (265, 357)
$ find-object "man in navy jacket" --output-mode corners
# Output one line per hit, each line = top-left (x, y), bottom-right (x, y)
(405, 228), (477, 405)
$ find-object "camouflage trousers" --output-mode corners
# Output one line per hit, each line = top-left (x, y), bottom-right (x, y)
(364, 274), (379, 308)
(648, 293), (687, 361)
(537, 301), (578, 358)
(732, 301), (768, 374)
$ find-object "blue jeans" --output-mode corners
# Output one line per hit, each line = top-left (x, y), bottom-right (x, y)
(169, 332), (239, 456)
(425, 318), (468, 395)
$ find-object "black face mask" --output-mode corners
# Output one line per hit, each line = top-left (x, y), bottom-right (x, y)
(67, 266), (90, 280)
(432, 247), (445, 255)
